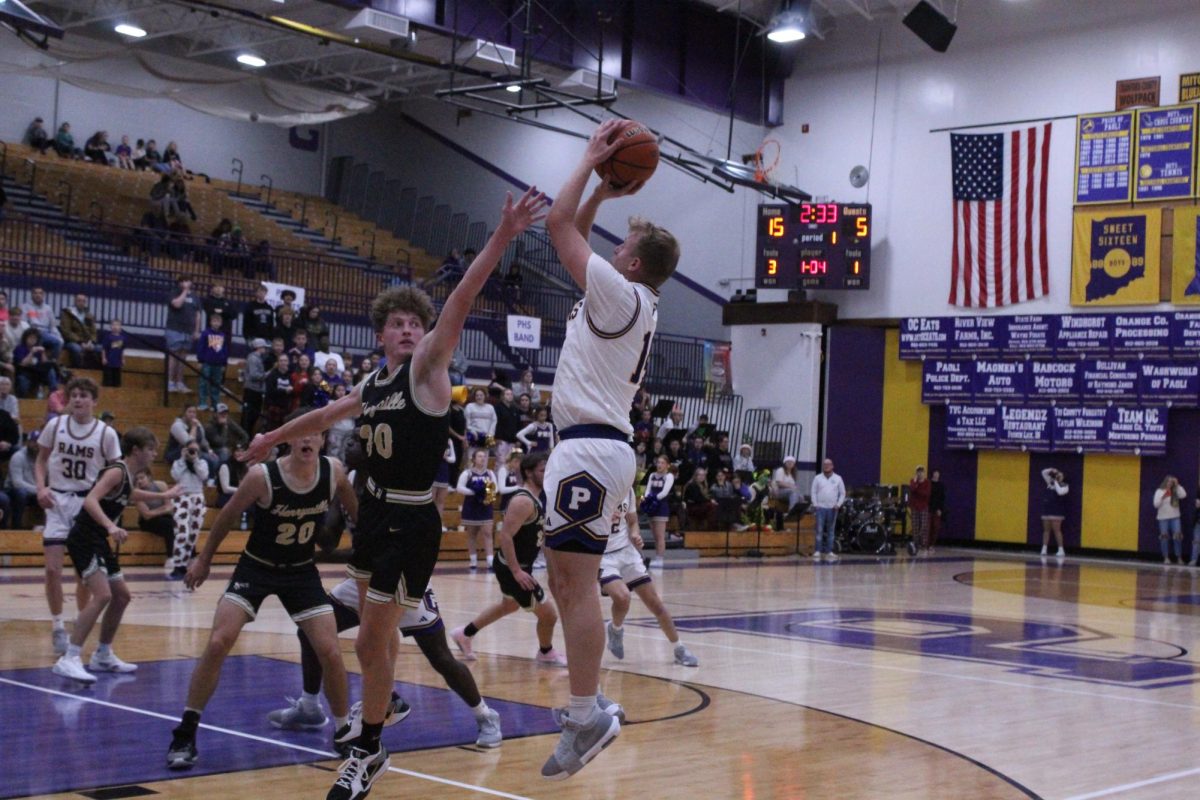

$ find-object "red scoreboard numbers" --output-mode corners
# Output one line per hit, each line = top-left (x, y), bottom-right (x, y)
(755, 203), (872, 290)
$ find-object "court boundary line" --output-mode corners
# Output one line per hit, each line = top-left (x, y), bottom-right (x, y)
(0, 676), (533, 800)
(1062, 765), (1200, 799)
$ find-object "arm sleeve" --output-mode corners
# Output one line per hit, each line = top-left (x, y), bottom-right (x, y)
(497, 468), (519, 495)
(656, 473), (675, 499)
(170, 419), (189, 446)
(836, 476), (846, 505)
(455, 470), (474, 495)
(516, 423), (536, 446)
(1055, 482), (1068, 496)
(582, 252), (641, 334)
(170, 460), (186, 481)
(1041, 468), (1054, 486)
(194, 457), (209, 482)
(12, 455), (37, 492)
(1154, 489), (1166, 508)
(218, 464), (236, 495)
(1178, 487), (1187, 500)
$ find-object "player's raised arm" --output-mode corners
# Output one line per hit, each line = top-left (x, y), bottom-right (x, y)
(240, 386), (362, 465)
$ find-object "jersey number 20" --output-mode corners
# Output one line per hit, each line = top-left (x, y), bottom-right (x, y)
(275, 521), (316, 546)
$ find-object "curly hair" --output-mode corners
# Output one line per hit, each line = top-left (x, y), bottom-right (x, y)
(65, 375), (100, 401)
(370, 286), (436, 333)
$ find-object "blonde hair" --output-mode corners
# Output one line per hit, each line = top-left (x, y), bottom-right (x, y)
(628, 216), (680, 288)
(370, 286), (436, 333)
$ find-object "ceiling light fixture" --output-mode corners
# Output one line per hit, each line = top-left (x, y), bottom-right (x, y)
(505, 83), (522, 93)
(236, 54), (267, 68)
(114, 23), (146, 38)
(765, 1), (810, 44)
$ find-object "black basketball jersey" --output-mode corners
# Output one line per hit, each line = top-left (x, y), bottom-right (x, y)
(501, 488), (545, 570)
(355, 360), (449, 493)
(72, 462), (132, 539)
(245, 456), (334, 567)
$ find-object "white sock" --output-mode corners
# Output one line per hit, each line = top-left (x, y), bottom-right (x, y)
(334, 715), (348, 729)
(569, 694), (597, 723)
(52, 616), (64, 631)
(470, 701), (491, 721)
(300, 691), (321, 709)
(610, 623), (623, 632)
(96, 642), (113, 658)
(67, 643), (81, 658)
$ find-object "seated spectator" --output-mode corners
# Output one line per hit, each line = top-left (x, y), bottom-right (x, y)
(171, 172), (197, 221)
(83, 131), (112, 165)
(0, 405), (18, 464)
(165, 214), (194, 259)
(204, 403), (248, 465)
(0, 375), (19, 422)
(771, 456), (803, 529)
(26, 117), (51, 154)
(241, 283), (275, 345)
(733, 443), (756, 484)
(59, 293), (98, 368)
(23, 286), (64, 360)
(351, 355), (373, 385)
(249, 239), (273, 279)
(4, 306), (27, 352)
(690, 414), (715, 442)
(0, 326), (13, 380)
(167, 404), (220, 475)
(214, 227), (250, 276)
(683, 468), (718, 531)
(216, 448), (248, 508)
(131, 138), (148, 170)
(4, 432), (41, 528)
(633, 408), (655, 445)
(262, 353), (295, 430)
(161, 141), (184, 173)
(430, 249), (465, 285)
(488, 366), (511, 402)
(301, 305), (330, 352)
(657, 407), (687, 443)
(114, 135), (134, 169)
(53, 122), (79, 158)
(150, 174), (174, 215)
(711, 470), (746, 531)
(143, 139), (163, 168)
(13, 329), (57, 398)
(98, 318), (126, 388)
(317, 353), (345, 379)
(45, 375), (69, 419)
(134, 471), (176, 559)
(0, 290), (9, 327)
(711, 434), (735, 479)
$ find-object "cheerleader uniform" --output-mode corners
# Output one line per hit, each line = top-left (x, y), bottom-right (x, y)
(642, 471), (674, 522)
(457, 468), (497, 524)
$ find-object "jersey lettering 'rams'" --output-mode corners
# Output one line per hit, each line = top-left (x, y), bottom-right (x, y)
(498, 488), (546, 570)
(246, 456), (334, 567)
(606, 488), (637, 554)
(72, 463), (133, 539)
(551, 253), (658, 436)
(46, 417), (121, 493)
(356, 359), (449, 491)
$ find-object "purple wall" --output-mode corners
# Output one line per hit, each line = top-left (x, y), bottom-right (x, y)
(825, 327), (884, 489)
(926, 405), (978, 542)
(1027, 452), (1084, 549)
(1137, 409), (1200, 555)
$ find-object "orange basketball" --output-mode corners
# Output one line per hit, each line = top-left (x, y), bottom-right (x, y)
(596, 120), (660, 188)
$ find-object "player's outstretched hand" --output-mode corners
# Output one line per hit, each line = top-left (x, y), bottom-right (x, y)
(497, 186), (549, 238)
(185, 558), (210, 591)
(240, 433), (273, 466)
(584, 119), (626, 168)
(593, 177), (646, 201)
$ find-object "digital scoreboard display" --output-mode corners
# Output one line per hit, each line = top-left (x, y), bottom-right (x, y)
(755, 203), (872, 290)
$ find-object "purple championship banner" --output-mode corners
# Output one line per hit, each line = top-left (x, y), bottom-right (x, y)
(945, 403), (999, 449)
(1105, 405), (1168, 455)
(899, 317), (950, 359)
(1138, 360), (1199, 406)
(996, 404), (1053, 451)
(1081, 358), (1140, 403)
(1002, 315), (1056, 355)
(1110, 312), (1172, 355)
(921, 359), (973, 403)
(1135, 105), (1197, 202)
(1027, 359), (1082, 403)
(1075, 111), (1134, 205)
(1051, 406), (1109, 453)
(972, 359), (1028, 400)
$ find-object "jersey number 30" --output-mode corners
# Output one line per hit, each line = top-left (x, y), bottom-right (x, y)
(359, 423), (393, 458)
(275, 521), (316, 546)
(61, 459), (87, 481)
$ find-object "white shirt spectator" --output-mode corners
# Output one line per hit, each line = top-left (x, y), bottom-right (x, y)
(465, 400), (497, 437)
(171, 455), (209, 494)
(6, 445), (38, 492)
(733, 446), (755, 473)
(810, 471), (846, 509)
(1154, 485), (1187, 521)
(316, 351), (345, 375)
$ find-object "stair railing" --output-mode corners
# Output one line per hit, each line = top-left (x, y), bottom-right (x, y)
(259, 173), (273, 208)
(231, 157), (244, 198)
(23, 158), (37, 192)
(293, 197), (308, 228)
(55, 179), (73, 220)
(325, 210), (339, 247)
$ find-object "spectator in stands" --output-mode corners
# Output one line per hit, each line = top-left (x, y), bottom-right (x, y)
(132, 139), (148, 170)
(167, 439), (208, 579)
(908, 466), (932, 555)
(161, 141), (183, 173)
(0, 324), (13, 381)
(517, 405), (556, 453)
(301, 305), (330, 352)
(487, 366), (511, 402)
(431, 249), (465, 286)
(13, 329), (57, 398)
(657, 407), (687, 442)
(633, 439), (649, 477)
(275, 306), (300, 348)
(59, 293), (98, 368)
(249, 239), (273, 279)
(204, 403), (248, 465)
(633, 408), (655, 445)
(1153, 475), (1186, 565)
(264, 337), (285, 372)
(275, 289), (299, 324)
(135, 210), (168, 256)
(167, 404), (220, 475)
(241, 338), (268, 434)
(711, 434), (735, 480)
(196, 311), (229, 411)
(164, 275), (202, 393)
(317, 354), (345, 383)
(448, 347), (466, 387)
(143, 139), (163, 168)
(681, 435), (709, 485)
(114, 135), (134, 170)
(665, 437), (684, 471)
(26, 117), (51, 154)
(516, 392), (533, 425)
(515, 367), (537, 401)
(241, 284), (275, 346)
(4, 307), (28, 361)
(207, 218), (233, 256)
(135, 471), (176, 559)
(733, 443), (755, 484)
(165, 213), (193, 260)
(23, 287), (64, 360)
(289, 355), (311, 396)
(1039, 468), (1069, 558)
(150, 173), (174, 216)
(45, 374), (70, 419)
(288, 329), (315, 366)
(83, 131), (111, 165)
(682, 467), (717, 531)
(53, 122), (79, 158)
(810, 459), (845, 561)
(301, 367), (333, 409)
(690, 414), (715, 442)
(261, 353), (295, 430)
(493, 387), (522, 463)
(503, 262), (523, 301)
(0, 290), (9, 327)
(0, 402), (18, 466)
(215, 227), (250, 276)
(770, 456), (803, 530)
(5, 432), (41, 528)
(0, 376), (19, 424)
(171, 172), (197, 221)
(351, 355), (372, 386)
(216, 447), (247, 509)
(326, 383), (354, 460)
(203, 284), (232, 328)
(710, 469), (742, 530)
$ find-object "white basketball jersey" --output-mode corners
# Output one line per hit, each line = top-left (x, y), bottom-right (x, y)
(44, 416), (120, 493)
(552, 253), (658, 436)
(605, 488), (637, 554)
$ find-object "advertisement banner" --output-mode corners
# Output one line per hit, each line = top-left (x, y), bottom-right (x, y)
(1081, 358), (1140, 403)
(1053, 313), (1113, 353)
(972, 359), (1028, 401)
(1106, 405), (1167, 456)
(945, 403), (999, 450)
(1074, 111), (1134, 205)
(1071, 210), (1161, 306)
(1000, 315), (1056, 355)
(899, 317), (950, 359)
(921, 360), (974, 403)
(996, 405), (1053, 451)
(1170, 310), (1200, 352)
(1027, 360), (1082, 403)
(1138, 361), (1199, 406)
(1110, 312), (1172, 355)
(1135, 104), (1196, 202)
(948, 316), (1003, 355)
(1051, 406), (1109, 453)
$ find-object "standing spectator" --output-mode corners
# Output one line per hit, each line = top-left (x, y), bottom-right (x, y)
(0, 405), (19, 466)
(264, 338), (286, 373)
(98, 318), (126, 387)
(733, 443), (756, 484)
(5, 432), (41, 528)
(1153, 475), (1187, 565)
(241, 338), (268, 434)
(135, 471), (177, 560)
(203, 284), (233, 328)
(682, 468), (717, 531)
(287, 329), (315, 366)
(114, 135), (134, 169)
(690, 413), (715, 442)
(493, 387), (523, 463)
(83, 131), (111, 165)
(275, 289), (299, 325)
(711, 435), (735, 479)
(680, 434), (709, 485)
(465, 387), (497, 453)
(196, 311), (229, 411)
(167, 404), (220, 475)
(23, 286), (64, 360)
(487, 366), (511, 402)
(59, 293), (98, 367)
(908, 466), (932, 556)
(810, 458), (846, 562)
(515, 367), (537, 401)
(241, 284), (275, 346)
(13, 329), (57, 398)
(261, 353), (295, 430)
(170, 173), (197, 221)
(26, 117), (51, 153)
(1039, 468), (1069, 558)
(301, 305), (330, 352)
(275, 306), (300, 348)
(53, 122), (78, 158)
(167, 441), (208, 580)
(929, 469), (946, 552)
(204, 403), (248, 465)
(632, 408), (655, 445)
(517, 405), (556, 453)
(164, 276), (202, 393)
(516, 392), (533, 426)
(770, 456), (802, 530)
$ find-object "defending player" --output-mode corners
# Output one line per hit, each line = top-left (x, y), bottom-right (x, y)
(540, 119), (680, 779)
(166, 417), (357, 770)
(35, 376), (122, 655)
(450, 450), (567, 667)
(240, 187), (547, 800)
(52, 427), (181, 682)
(601, 488), (698, 667)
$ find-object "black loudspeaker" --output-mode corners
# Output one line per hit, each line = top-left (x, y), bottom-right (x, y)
(903, 1), (956, 52)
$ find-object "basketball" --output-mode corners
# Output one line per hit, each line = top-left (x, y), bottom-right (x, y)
(596, 120), (660, 188)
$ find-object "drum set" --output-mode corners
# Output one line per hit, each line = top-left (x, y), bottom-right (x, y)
(833, 491), (913, 556)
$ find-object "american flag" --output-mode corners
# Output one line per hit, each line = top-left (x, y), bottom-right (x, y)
(949, 123), (1051, 308)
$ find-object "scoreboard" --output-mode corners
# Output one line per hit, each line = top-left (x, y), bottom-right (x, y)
(755, 203), (872, 290)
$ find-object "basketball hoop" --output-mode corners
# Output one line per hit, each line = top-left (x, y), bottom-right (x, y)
(754, 139), (781, 184)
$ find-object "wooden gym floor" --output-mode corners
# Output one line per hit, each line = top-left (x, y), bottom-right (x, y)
(2, 551), (1198, 799)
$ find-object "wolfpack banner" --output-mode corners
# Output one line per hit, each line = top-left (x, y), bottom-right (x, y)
(1071, 210), (1161, 306)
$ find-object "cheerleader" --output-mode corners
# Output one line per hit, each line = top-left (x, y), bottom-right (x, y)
(432, 437), (455, 530)
(516, 406), (557, 453)
(456, 449), (497, 569)
(640, 455), (675, 568)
